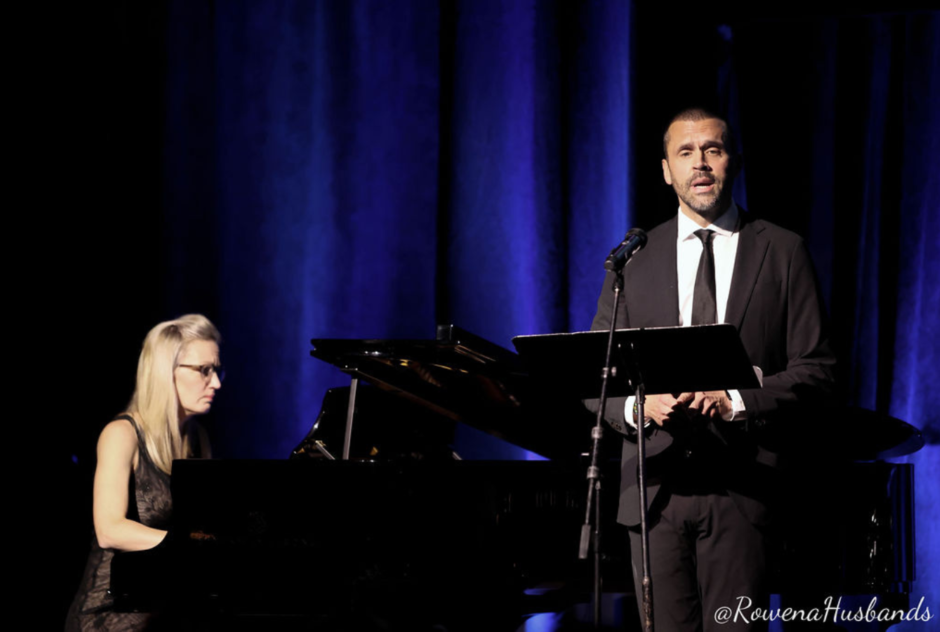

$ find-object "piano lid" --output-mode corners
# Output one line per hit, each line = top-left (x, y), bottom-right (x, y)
(310, 325), (593, 460)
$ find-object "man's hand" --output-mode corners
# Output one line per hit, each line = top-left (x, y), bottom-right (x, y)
(641, 393), (693, 427)
(685, 391), (732, 420)
(638, 391), (733, 427)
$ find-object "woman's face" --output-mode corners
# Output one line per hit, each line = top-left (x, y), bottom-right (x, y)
(174, 340), (221, 420)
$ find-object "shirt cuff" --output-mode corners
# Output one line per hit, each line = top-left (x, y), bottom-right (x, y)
(724, 366), (762, 422)
(623, 396), (652, 429)
(725, 389), (745, 421)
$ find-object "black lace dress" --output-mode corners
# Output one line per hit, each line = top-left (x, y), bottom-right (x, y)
(66, 416), (172, 632)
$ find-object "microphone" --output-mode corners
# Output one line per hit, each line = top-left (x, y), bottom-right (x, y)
(604, 228), (648, 272)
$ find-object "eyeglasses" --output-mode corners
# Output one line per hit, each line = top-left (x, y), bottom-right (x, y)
(178, 363), (226, 382)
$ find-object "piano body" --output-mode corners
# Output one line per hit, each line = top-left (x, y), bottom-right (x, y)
(110, 325), (922, 631)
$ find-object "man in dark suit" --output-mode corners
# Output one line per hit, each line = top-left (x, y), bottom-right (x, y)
(591, 109), (835, 631)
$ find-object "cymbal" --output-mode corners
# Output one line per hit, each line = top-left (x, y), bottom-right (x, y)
(823, 407), (924, 460)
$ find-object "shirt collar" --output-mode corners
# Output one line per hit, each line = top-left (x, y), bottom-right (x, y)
(677, 201), (739, 242)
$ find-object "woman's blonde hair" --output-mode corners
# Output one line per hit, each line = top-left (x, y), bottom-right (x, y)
(127, 314), (220, 474)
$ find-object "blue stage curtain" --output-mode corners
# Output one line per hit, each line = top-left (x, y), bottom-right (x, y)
(438, 0), (632, 457)
(161, 0), (634, 460)
(886, 14), (940, 629)
(157, 0), (938, 612)
(731, 12), (940, 625)
(164, 1), (443, 457)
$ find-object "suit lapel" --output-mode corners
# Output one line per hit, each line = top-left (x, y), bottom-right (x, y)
(627, 216), (679, 327)
(654, 220), (680, 326)
(725, 213), (769, 329)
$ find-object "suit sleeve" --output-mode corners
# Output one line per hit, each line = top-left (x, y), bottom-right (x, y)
(738, 239), (836, 426)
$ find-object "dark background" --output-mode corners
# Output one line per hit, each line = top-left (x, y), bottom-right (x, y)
(43, 2), (938, 628)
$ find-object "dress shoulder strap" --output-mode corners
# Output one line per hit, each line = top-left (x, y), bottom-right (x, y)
(112, 413), (145, 444)
(113, 413), (135, 424)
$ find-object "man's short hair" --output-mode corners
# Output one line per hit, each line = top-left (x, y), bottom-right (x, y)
(662, 108), (737, 159)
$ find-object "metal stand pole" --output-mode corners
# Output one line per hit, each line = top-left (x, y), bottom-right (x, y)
(634, 378), (654, 632)
(579, 272), (624, 629)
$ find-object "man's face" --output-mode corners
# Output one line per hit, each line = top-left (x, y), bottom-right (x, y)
(662, 118), (736, 223)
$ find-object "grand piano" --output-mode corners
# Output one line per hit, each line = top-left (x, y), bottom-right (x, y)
(110, 325), (922, 631)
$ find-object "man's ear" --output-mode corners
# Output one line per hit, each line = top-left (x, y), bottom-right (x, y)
(662, 158), (673, 185)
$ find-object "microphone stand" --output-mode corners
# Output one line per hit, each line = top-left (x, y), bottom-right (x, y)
(579, 268), (655, 632)
(632, 356), (654, 632)
(579, 270), (623, 629)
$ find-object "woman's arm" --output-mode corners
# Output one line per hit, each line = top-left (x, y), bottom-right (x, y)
(92, 418), (168, 551)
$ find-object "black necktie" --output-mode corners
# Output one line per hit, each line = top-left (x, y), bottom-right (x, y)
(692, 229), (717, 325)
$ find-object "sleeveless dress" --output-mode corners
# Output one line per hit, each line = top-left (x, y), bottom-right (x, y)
(65, 416), (173, 632)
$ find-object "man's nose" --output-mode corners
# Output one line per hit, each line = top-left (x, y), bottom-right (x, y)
(694, 151), (712, 170)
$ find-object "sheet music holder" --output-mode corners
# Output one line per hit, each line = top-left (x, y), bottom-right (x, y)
(512, 324), (761, 398)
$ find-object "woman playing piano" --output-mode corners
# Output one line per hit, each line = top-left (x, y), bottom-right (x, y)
(66, 314), (222, 631)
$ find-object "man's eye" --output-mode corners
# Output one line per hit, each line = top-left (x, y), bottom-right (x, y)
(707, 148), (722, 155)
(199, 366), (212, 377)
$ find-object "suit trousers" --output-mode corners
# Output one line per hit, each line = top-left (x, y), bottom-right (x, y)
(629, 491), (769, 632)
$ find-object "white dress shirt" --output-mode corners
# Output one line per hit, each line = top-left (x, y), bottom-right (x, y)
(676, 203), (739, 326)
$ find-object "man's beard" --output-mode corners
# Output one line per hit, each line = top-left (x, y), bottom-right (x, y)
(674, 175), (732, 221)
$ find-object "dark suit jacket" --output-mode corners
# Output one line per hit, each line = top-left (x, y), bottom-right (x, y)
(590, 211), (835, 527)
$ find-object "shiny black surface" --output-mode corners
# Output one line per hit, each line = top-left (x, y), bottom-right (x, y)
(310, 326), (594, 460)
(111, 459), (628, 625)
